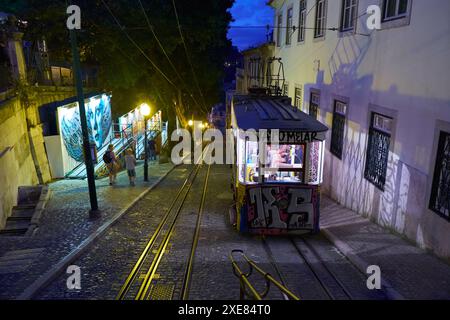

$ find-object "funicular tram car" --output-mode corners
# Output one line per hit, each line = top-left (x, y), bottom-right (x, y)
(230, 94), (328, 235)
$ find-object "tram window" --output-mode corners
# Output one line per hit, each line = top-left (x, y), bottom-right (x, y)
(245, 141), (259, 183)
(266, 144), (304, 169)
(266, 171), (304, 183)
(264, 144), (305, 183)
(238, 137), (246, 183)
(238, 138), (259, 184)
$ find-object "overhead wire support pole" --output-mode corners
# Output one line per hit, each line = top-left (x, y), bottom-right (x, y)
(67, 0), (99, 216)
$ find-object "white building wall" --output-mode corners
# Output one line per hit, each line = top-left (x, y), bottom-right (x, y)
(270, 0), (450, 259)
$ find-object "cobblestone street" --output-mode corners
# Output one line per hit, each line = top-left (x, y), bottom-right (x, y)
(0, 160), (175, 299)
(8, 164), (446, 301)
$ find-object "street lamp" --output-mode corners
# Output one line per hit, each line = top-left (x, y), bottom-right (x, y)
(188, 119), (194, 127)
(140, 103), (151, 182)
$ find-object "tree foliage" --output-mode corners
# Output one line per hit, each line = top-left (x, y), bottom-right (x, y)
(1, 0), (234, 122)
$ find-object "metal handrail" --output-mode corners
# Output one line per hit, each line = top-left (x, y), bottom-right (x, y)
(230, 249), (300, 300)
(65, 123), (134, 178)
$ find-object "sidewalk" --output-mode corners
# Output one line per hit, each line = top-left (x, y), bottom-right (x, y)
(0, 160), (176, 299)
(320, 195), (450, 300)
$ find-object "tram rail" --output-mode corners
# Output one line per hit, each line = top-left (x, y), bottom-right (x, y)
(116, 147), (212, 300)
(289, 236), (354, 300)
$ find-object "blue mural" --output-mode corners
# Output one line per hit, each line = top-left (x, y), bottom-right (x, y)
(60, 94), (112, 162)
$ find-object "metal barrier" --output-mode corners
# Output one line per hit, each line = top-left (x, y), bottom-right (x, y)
(230, 249), (300, 300)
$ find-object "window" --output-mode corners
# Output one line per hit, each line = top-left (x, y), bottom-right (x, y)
(364, 113), (393, 191)
(383, 0), (408, 21)
(277, 14), (283, 47)
(238, 137), (260, 184)
(340, 0), (357, 32)
(330, 100), (347, 159)
(298, 0), (307, 42)
(294, 87), (303, 110)
(286, 7), (293, 45)
(314, 0), (327, 38)
(245, 140), (259, 183)
(309, 92), (320, 119)
(429, 131), (450, 221)
(283, 83), (289, 96)
(264, 144), (306, 183)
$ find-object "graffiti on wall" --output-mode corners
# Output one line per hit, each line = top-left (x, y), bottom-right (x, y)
(60, 94), (112, 162)
(246, 186), (317, 232)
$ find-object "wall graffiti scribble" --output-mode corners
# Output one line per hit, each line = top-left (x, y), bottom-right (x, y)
(246, 186), (318, 234)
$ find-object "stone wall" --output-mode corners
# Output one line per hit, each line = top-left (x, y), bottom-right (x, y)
(0, 96), (38, 228)
(0, 86), (78, 229)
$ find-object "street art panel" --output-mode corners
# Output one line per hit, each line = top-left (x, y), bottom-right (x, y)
(58, 94), (112, 163)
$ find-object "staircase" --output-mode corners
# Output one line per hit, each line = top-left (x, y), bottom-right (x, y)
(65, 122), (162, 179)
(0, 186), (49, 236)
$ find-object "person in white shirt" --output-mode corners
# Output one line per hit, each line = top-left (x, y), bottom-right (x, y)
(124, 148), (137, 186)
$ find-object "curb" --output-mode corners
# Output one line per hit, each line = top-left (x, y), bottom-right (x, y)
(17, 163), (179, 300)
(25, 186), (52, 237)
(321, 227), (405, 300)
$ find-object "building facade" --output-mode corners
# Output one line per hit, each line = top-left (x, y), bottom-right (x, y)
(268, 0), (450, 259)
(237, 43), (276, 95)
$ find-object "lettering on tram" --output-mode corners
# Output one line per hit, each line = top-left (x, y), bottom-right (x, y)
(229, 94), (328, 235)
(268, 130), (320, 144)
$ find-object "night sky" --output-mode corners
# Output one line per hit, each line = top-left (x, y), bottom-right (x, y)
(228, 0), (274, 51)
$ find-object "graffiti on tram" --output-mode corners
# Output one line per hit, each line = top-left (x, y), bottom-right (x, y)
(245, 186), (318, 233)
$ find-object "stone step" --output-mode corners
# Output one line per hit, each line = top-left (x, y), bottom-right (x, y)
(8, 216), (32, 222)
(11, 207), (35, 219)
(0, 228), (28, 236)
(17, 186), (42, 204)
(13, 204), (36, 210)
(1, 220), (30, 234)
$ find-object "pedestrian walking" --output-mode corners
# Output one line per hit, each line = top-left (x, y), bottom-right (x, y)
(148, 138), (156, 161)
(103, 144), (117, 185)
(125, 148), (137, 186)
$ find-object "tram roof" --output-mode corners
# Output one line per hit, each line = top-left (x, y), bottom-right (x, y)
(232, 95), (329, 132)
